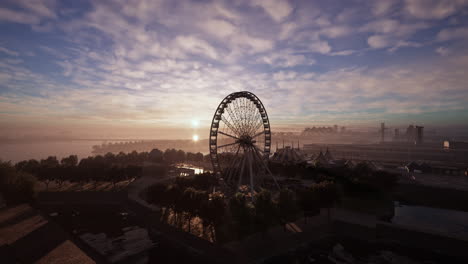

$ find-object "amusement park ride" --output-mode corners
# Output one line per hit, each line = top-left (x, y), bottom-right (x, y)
(209, 91), (279, 195)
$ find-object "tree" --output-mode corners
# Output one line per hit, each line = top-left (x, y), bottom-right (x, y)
(146, 183), (168, 205)
(176, 150), (186, 163)
(0, 160), (37, 205)
(108, 166), (125, 190)
(125, 165), (142, 181)
(297, 186), (319, 223)
(312, 181), (339, 222)
(193, 172), (217, 190)
(186, 152), (196, 162)
(254, 189), (277, 235)
(195, 152), (204, 162)
(149, 149), (164, 163)
(165, 184), (183, 223)
(278, 188), (299, 229)
(181, 187), (197, 231)
(15, 159), (40, 174)
(38, 156), (60, 189)
(104, 152), (115, 164)
(61, 155), (78, 167)
(41, 156), (59, 168)
(229, 193), (254, 237)
(164, 149), (178, 164)
(200, 192), (225, 240)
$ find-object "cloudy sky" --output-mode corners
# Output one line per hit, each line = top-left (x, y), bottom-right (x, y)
(1, 0), (468, 139)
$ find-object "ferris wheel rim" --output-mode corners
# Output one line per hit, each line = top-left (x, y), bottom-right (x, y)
(209, 91), (272, 178)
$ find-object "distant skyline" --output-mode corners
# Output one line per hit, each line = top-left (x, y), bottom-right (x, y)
(1, 0), (468, 139)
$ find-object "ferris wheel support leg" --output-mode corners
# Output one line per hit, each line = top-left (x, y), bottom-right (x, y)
(238, 153), (247, 191)
(225, 144), (241, 183)
(253, 147), (280, 190)
(248, 149), (255, 201)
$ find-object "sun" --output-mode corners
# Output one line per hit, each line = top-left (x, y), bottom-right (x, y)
(192, 134), (199, 142)
(191, 119), (199, 127)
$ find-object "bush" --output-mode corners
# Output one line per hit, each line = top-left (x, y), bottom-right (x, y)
(0, 161), (37, 205)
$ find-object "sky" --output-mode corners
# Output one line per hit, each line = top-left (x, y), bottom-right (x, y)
(1, 0), (468, 140)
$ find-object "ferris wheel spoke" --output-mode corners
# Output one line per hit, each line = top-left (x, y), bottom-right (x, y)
(221, 116), (241, 136)
(226, 104), (243, 135)
(252, 130), (264, 139)
(218, 131), (239, 140)
(247, 101), (255, 133)
(238, 153), (247, 188)
(253, 145), (265, 155)
(218, 141), (239, 149)
(252, 146), (280, 190)
(248, 150), (255, 195)
(225, 144), (242, 182)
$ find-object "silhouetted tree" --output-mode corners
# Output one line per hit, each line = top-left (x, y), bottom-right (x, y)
(254, 189), (277, 235)
(297, 186), (319, 223)
(164, 149), (178, 164)
(149, 149), (164, 163)
(176, 150), (186, 163)
(15, 159), (40, 174)
(1, 160), (37, 205)
(61, 155), (78, 167)
(200, 192), (225, 240)
(278, 188), (299, 229)
(229, 193), (254, 237)
(312, 181), (339, 222)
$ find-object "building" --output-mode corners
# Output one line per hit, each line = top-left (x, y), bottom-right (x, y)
(416, 126), (424, 145)
(270, 146), (306, 166)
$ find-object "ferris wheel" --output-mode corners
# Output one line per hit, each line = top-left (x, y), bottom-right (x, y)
(209, 91), (279, 193)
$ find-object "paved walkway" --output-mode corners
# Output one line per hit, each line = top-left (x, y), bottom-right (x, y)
(126, 167), (176, 211)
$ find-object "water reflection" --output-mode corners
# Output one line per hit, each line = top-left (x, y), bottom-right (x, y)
(392, 202), (468, 239)
(174, 164), (207, 175)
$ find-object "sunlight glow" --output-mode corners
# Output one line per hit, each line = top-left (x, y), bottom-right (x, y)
(191, 119), (199, 127)
(192, 134), (199, 142)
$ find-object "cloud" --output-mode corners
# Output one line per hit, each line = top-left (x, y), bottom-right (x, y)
(309, 40), (331, 54)
(199, 19), (236, 38)
(0, 46), (19, 56)
(368, 35), (391, 49)
(0, 8), (41, 24)
(437, 26), (468, 41)
(360, 19), (428, 37)
(372, 0), (399, 16)
(257, 51), (315, 68)
(0, 0), (56, 25)
(175, 35), (219, 60)
(330, 50), (356, 56)
(1, 0), (468, 135)
(388, 40), (422, 52)
(404, 0), (468, 20)
(435, 46), (450, 56)
(319, 25), (352, 38)
(250, 0), (293, 22)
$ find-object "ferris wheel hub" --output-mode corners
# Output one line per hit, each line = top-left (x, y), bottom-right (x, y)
(238, 135), (254, 147)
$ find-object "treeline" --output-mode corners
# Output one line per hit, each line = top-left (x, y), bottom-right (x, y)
(15, 154), (143, 190)
(145, 174), (339, 242)
(92, 140), (206, 155)
(13, 148), (207, 190)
